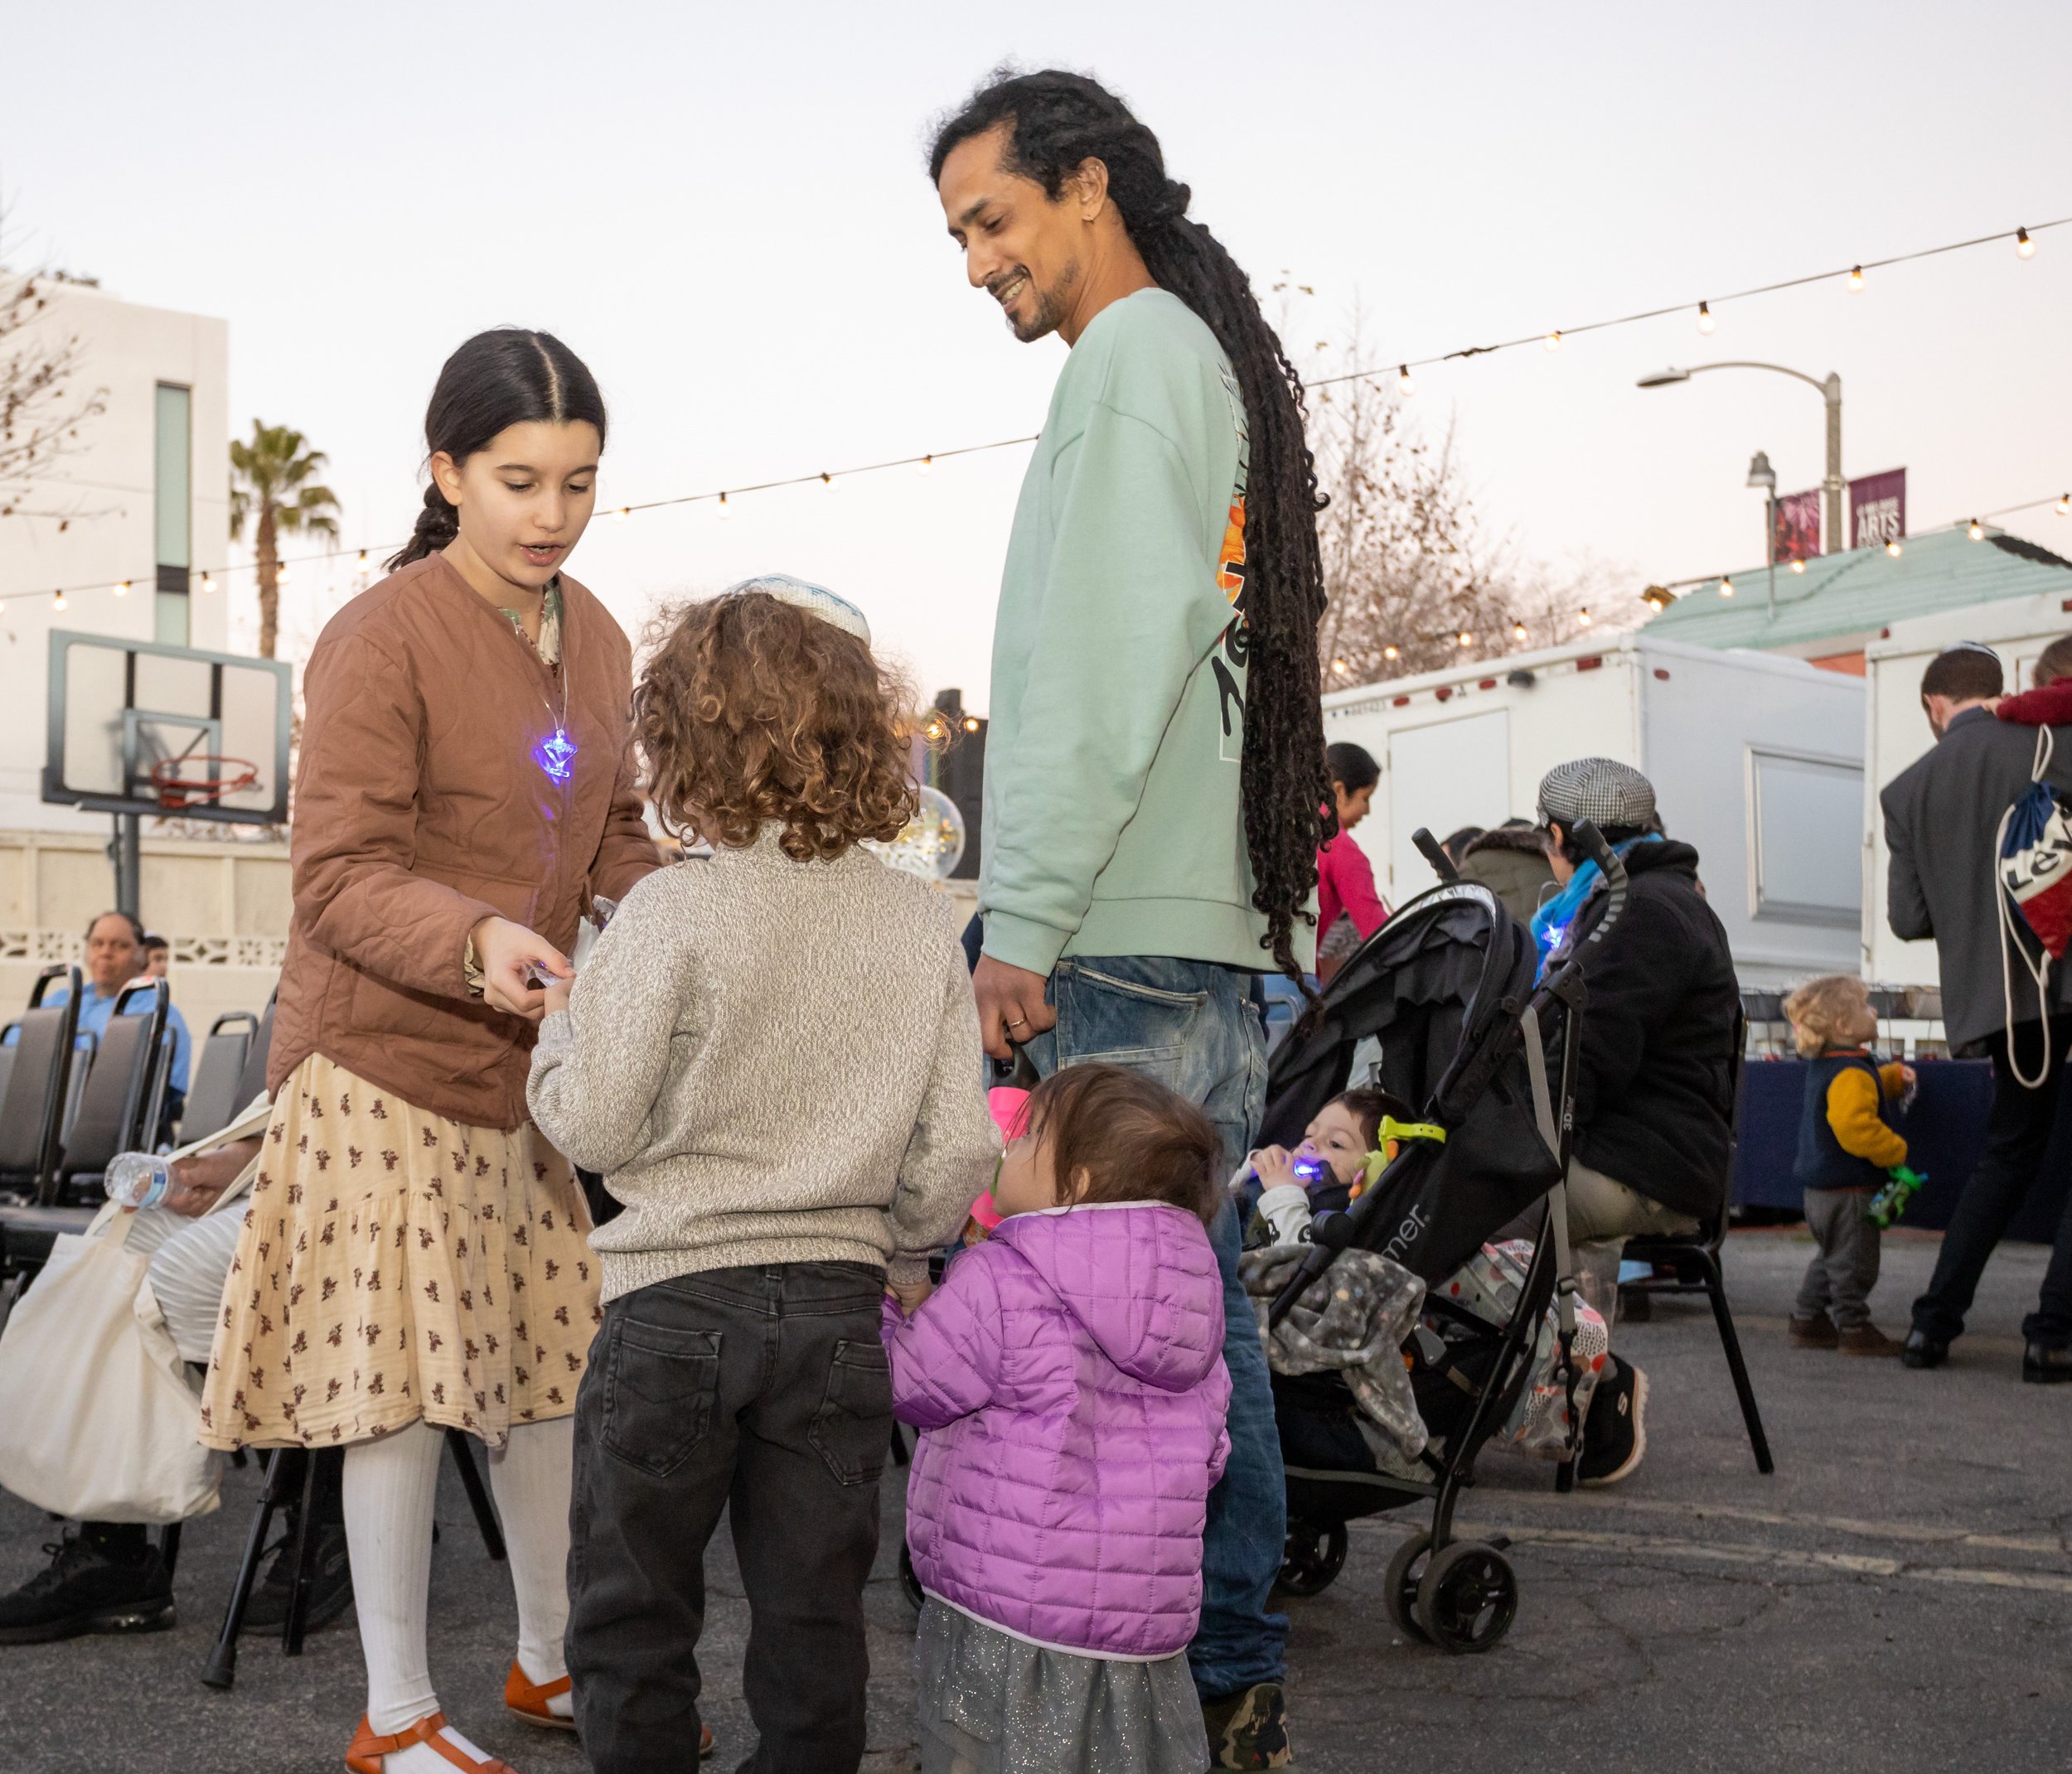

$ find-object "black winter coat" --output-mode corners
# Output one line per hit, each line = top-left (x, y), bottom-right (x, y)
(1563, 840), (1740, 1220)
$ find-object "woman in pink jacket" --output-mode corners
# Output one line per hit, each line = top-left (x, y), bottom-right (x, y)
(1316, 742), (1390, 980)
(883, 1065), (1232, 1774)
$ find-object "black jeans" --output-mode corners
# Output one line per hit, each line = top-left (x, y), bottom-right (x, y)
(566, 1263), (893, 1774)
(1914, 1017), (2072, 1347)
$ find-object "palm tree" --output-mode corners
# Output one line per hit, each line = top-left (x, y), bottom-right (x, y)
(230, 422), (340, 659)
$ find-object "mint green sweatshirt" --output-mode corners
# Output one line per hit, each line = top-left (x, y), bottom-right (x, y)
(980, 288), (1281, 977)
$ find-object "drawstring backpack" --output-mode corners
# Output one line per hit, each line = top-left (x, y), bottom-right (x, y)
(1994, 726), (2072, 1087)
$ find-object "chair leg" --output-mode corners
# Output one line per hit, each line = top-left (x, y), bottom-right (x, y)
(202, 1449), (292, 1689)
(281, 1449), (322, 1656)
(1696, 1249), (1775, 1475)
(445, 1428), (506, 1563)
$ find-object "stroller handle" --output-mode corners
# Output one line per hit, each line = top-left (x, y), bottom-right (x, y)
(1561, 819), (1630, 955)
(1412, 827), (1462, 885)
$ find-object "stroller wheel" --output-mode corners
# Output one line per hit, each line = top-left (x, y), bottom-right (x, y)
(1382, 1531), (1433, 1641)
(1416, 1540), (1518, 1655)
(1276, 1521), (1348, 1598)
(898, 1540), (924, 1612)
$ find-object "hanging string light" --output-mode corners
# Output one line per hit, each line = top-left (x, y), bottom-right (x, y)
(1968, 519), (1985, 539)
(821, 472), (836, 493)
(1886, 539), (1904, 557)
(1720, 578), (1736, 598)
(613, 506), (630, 521)
(1512, 621), (1528, 642)
(1578, 607), (1593, 628)
(2057, 495), (2070, 515)
(200, 571), (217, 592)
(1330, 657), (1349, 676)
(113, 580), (129, 597)
(1847, 265), (1866, 292)
(1542, 331), (1562, 352)
(1790, 559), (1807, 573)
(1697, 301), (1716, 334)
(2017, 227), (2036, 259)
(918, 455), (934, 475)
(52, 591), (67, 611)
(1457, 630), (1474, 646)
(717, 491), (732, 519)
(1383, 644), (1400, 661)
(1397, 365), (1416, 395)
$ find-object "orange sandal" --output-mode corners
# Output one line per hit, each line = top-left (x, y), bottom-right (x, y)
(345, 1710), (517, 1774)
(503, 1661), (576, 1732)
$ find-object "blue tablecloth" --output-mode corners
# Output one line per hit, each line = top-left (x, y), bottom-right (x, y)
(1734, 1057), (2071, 1241)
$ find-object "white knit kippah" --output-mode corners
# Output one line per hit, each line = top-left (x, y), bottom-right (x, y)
(721, 573), (871, 645)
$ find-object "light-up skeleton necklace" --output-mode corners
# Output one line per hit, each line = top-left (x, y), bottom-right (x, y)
(500, 582), (577, 785)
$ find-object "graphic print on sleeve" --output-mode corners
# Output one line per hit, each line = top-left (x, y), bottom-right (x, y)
(1212, 365), (1252, 766)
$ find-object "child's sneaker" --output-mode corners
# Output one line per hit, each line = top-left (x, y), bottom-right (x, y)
(1577, 1356), (1648, 1486)
(1837, 1323), (1900, 1358)
(1789, 1311), (1839, 1349)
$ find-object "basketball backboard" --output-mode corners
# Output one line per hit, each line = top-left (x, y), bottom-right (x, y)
(43, 631), (293, 825)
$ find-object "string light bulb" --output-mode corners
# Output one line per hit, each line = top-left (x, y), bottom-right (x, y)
(1331, 656), (1349, 676)
(1720, 578), (1735, 597)
(821, 472), (836, 493)
(613, 506), (629, 521)
(276, 567), (290, 585)
(1457, 630), (1474, 647)
(717, 491), (732, 520)
(1968, 519), (1984, 540)
(1383, 644), (1400, 661)
(962, 715), (980, 732)
(113, 580), (129, 597)
(1886, 539), (1903, 557)
(357, 549), (370, 570)
(1578, 607), (1593, 628)
(1847, 265), (1865, 292)
(2016, 226), (2036, 259)
(1697, 301), (1716, 334)
(52, 591), (66, 611)
(918, 455), (933, 475)
(2055, 494), (2069, 515)
(1397, 365), (1416, 395)
(1542, 331), (1562, 352)
(1790, 559), (1807, 574)
(1513, 621), (1528, 642)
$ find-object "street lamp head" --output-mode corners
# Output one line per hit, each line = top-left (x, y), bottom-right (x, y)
(1636, 367), (1692, 389)
(1746, 450), (1777, 492)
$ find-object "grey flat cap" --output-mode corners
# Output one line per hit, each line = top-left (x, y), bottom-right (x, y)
(1537, 756), (1656, 830)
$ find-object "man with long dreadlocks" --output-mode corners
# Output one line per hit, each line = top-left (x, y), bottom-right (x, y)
(930, 68), (1331, 1770)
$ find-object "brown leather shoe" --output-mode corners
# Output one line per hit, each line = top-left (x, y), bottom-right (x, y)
(1789, 1311), (1838, 1349)
(1838, 1323), (1901, 1357)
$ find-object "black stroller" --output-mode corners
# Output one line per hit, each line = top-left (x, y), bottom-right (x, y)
(1254, 824), (1629, 1654)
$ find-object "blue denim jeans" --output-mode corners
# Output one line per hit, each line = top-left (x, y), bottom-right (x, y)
(1021, 955), (1290, 1698)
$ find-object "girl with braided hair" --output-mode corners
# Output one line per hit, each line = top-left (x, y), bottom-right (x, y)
(930, 66), (1325, 1770)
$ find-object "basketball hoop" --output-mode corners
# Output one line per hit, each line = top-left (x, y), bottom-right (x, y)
(148, 755), (260, 812)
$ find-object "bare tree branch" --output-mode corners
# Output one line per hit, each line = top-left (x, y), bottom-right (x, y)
(0, 208), (110, 524)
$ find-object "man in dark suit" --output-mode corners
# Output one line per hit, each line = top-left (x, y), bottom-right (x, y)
(1881, 642), (2072, 1382)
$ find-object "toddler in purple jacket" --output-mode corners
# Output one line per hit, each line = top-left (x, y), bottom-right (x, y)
(883, 1064), (1232, 1774)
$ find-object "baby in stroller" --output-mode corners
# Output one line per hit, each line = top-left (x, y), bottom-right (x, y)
(1242, 1086), (1415, 1247)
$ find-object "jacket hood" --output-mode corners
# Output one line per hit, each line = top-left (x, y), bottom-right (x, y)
(990, 1202), (1223, 1392)
(1618, 838), (1701, 878)
(1462, 824), (1550, 859)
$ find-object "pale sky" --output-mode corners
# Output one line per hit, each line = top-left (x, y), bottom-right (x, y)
(7, 0), (2070, 708)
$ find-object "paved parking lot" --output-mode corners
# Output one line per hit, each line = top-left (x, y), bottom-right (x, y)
(2, 1226), (2067, 1772)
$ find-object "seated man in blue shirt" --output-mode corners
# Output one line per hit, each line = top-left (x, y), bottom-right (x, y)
(36, 911), (191, 1136)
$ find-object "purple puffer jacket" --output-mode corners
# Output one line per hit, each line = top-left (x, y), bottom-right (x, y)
(882, 1201), (1231, 1659)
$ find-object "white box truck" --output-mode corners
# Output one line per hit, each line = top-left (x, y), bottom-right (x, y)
(1863, 588), (2072, 992)
(1321, 632), (1865, 989)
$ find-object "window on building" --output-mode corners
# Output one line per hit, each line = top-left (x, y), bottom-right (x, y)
(154, 384), (191, 646)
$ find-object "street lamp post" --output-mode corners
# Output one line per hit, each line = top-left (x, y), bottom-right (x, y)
(1638, 361), (1844, 553)
(1747, 449), (1778, 615)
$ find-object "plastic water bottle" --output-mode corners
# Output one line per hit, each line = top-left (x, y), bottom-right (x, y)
(104, 1152), (172, 1210)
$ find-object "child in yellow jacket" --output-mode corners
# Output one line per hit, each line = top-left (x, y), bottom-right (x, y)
(1784, 975), (1915, 1356)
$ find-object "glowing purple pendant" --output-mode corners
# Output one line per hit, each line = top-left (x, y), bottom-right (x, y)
(534, 726), (578, 785)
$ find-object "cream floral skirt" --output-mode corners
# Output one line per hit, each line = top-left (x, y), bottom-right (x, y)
(200, 1052), (601, 1451)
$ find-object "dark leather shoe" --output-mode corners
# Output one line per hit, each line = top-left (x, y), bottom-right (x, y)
(2022, 1341), (2072, 1385)
(1900, 1328), (1949, 1369)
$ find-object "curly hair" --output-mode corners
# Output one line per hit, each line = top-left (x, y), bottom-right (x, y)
(1782, 974), (1874, 1056)
(633, 592), (920, 862)
(929, 69), (1333, 984)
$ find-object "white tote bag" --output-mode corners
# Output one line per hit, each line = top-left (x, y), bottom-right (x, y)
(0, 1095), (269, 1525)
(0, 1199), (225, 1524)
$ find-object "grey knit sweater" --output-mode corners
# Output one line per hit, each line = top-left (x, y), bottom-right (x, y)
(527, 828), (998, 1303)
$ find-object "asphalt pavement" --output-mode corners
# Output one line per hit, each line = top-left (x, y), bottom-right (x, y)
(1, 1225), (2066, 1772)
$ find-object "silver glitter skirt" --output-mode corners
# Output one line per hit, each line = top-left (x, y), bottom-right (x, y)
(914, 1598), (1209, 1774)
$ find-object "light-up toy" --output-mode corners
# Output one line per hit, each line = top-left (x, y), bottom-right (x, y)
(533, 726), (578, 785)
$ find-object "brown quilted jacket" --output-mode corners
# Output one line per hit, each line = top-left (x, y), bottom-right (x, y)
(269, 553), (661, 1129)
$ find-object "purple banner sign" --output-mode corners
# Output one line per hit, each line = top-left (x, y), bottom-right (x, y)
(1774, 490), (1823, 563)
(1850, 468), (1907, 549)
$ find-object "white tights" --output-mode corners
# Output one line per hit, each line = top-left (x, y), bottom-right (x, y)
(341, 1417), (575, 1767)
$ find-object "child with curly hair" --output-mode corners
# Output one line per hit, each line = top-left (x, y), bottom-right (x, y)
(528, 575), (998, 1772)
